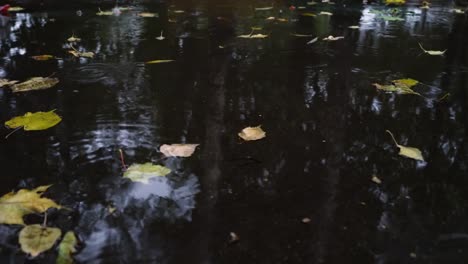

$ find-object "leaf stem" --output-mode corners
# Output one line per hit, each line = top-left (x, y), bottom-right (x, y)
(418, 42), (428, 53)
(385, 130), (399, 146)
(119, 149), (127, 170)
(5, 126), (23, 139)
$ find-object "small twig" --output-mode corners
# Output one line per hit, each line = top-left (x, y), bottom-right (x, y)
(5, 126), (23, 139)
(119, 149), (127, 170)
(437, 93), (450, 102)
(42, 212), (48, 227)
(385, 130), (399, 146)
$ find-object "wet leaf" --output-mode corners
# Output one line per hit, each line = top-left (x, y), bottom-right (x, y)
(238, 33), (268, 39)
(139, 12), (158, 18)
(385, 0), (405, 5)
(386, 130), (424, 161)
(67, 35), (81, 42)
(392, 78), (419, 88)
(156, 31), (165, 40)
(238, 126), (266, 141)
(160, 144), (199, 157)
(56, 231), (77, 264)
(0, 185), (61, 225)
(380, 15), (404, 21)
(255, 7), (273, 11)
(10, 77), (59, 93)
(9, 6), (25, 12)
(251, 26), (262, 30)
(453, 9), (465, 14)
(372, 83), (420, 95)
(173, 10), (185, 14)
(266, 16), (276, 20)
(96, 8), (113, 16)
(146, 60), (174, 64)
(31, 55), (55, 61)
(19, 225), (61, 257)
(68, 50), (95, 58)
(276, 18), (288, 22)
(418, 43), (446, 56)
(123, 163), (171, 184)
(323, 35), (344, 41)
(348, 25), (360, 29)
(301, 13), (316, 17)
(5, 110), (62, 131)
(0, 79), (19, 88)
(319, 11), (333, 16)
(371, 175), (382, 184)
(307, 37), (318, 44)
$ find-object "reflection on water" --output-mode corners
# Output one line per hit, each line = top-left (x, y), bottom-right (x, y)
(0, 1), (468, 263)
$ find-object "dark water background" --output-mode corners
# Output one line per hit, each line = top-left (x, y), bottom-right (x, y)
(0, 0), (467, 263)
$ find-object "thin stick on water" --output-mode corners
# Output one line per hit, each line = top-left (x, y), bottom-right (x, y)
(119, 149), (127, 170)
(386, 130), (399, 146)
(5, 126), (23, 139)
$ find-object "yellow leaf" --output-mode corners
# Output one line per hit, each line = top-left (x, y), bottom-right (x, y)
(0, 79), (19, 88)
(392, 78), (419, 88)
(255, 7), (273, 11)
(301, 13), (316, 17)
(96, 8), (113, 16)
(31, 55), (55, 61)
(139, 12), (158, 17)
(10, 77), (59, 93)
(238, 126), (266, 141)
(9, 6), (25, 12)
(5, 110), (62, 131)
(348, 25), (360, 29)
(319, 11), (333, 16)
(173, 10), (185, 14)
(145, 60), (174, 64)
(123, 163), (171, 184)
(385, 0), (405, 5)
(19, 225), (61, 257)
(160, 144), (199, 157)
(67, 35), (81, 42)
(56, 231), (78, 264)
(238, 33), (268, 39)
(386, 130), (424, 161)
(0, 185), (61, 225)
(371, 175), (382, 184)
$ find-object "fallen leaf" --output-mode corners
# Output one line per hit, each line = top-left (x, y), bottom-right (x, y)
(418, 43), (446, 56)
(380, 15), (404, 21)
(238, 126), (266, 141)
(156, 31), (165, 40)
(5, 110), (62, 131)
(266, 16), (276, 20)
(19, 225), (61, 257)
(56, 231), (77, 264)
(229, 232), (240, 243)
(386, 130), (424, 161)
(291, 33), (313, 37)
(301, 217), (311, 223)
(31, 55), (55, 61)
(385, 0), (405, 5)
(108, 206), (116, 214)
(96, 8), (113, 16)
(348, 25), (360, 29)
(372, 83), (420, 95)
(68, 50), (95, 58)
(392, 78), (419, 88)
(173, 10), (185, 14)
(319, 11), (333, 16)
(67, 35), (81, 42)
(297, 6), (307, 10)
(139, 12), (158, 17)
(306, 1), (317, 5)
(238, 33), (268, 39)
(255, 7), (273, 11)
(453, 9), (465, 14)
(123, 163), (171, 184)
(160, 144), (199, 157)
(10, 77), (59, 93)
(323, 35), (344, 41)
(145, 60), (174, 64)
(0, 185), (61, 225)
(119, 7), (134, 11)
(301, 13), (316, 17)
(307, 37), (318, 44)
(9, 6), (25, 12)
(371, 175), (382, 184)
(0, 79), (19, 88)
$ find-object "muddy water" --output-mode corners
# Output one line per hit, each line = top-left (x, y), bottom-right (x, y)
(0, 0), (467, 263)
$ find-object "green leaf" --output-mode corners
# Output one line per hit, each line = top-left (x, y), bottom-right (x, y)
(56, 231), (78, 264)
(19, 224), (61, 257)
(5, 110), (62, 131)
(386, 130), (424, 161)
(0, 185), (62, 225)
(10, 77), (59, 93)
(392, 78), (419, 88)
(123, 163), (171, 184)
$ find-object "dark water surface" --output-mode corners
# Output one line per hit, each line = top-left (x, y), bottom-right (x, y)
(0, 0), (468, 263)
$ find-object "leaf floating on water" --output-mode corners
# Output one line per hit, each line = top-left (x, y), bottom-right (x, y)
(229, 232), (240, 243)
(418, 43), (446, 56)
(67, 35), (81, 42)
(156, 31), (165, 40)
(251, 26), (262, 30)
(301, 12), (316, 17)
(160, 144), (199, 157)
(10, 77), (59, 93)
(380, 15), (404, 21)
(420, 1), (430, 9)
(68, 50), (95, 58)
(307, 37), (318, 44)
(323, 35), (344, 41)
(385, 0), (405, 5)
(0, 185), (61, 225)
(96, 8), (114, 16)
(392, 78), (419, 88)
(19, 225), (61, 257)
(371, 175), (382, 184)
(306, 1), (317, 5)
(31, 55), (55, 61)
(319, 11), (333, 16)
(238, 32), (268, 39)
(255, 6), (273, 11)
(372, 83), (420, 95)
(123, 163), (171, 184)
(276, 18), (288, 22)
(301, 217), (311, 223)
(238, 126), (266, 141)
(297, 6), (307, 10)
(5, 110), (62, 133)
(386, 130), (424, 161)
(0, 79), (19, 88)
(146, 60), (174, 64)
(348, 25), (360, 29)
(9, 6), (25, 12)
(139, 12), (158, 18)
(56, 231), (77, 264)
(453, 9), (465, 14)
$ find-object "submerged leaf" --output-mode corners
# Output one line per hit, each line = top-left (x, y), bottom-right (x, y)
(5, 110), (62, 131)
(146, 60), (174, 64)
(0, 79), (19, 88)
(160, 144), (199, 157)
(19, 225), (61, 257)
(10, 77), (59, 93)
(0, 185), (61, 225)
(56, 231), (78, 264)
(31, 55), (55, 61)
(238, 126), (266, 141)
(123, 163), (171, 184)
(386, 130), (424, 161)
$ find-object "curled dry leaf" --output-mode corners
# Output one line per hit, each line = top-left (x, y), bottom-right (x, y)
(418, 43), (446, 56)
(11, 77), (59, 92)
(238, 126), (266, 141)
(323, 35), (344, 41)
(0, 185), (62, 225)
(146, 60), (174, 64)
(56, 231), (78, 264)
(386, 130), (424, 161)
(160, 144), (199, 157)
(5, 110), (62, 131)
(123, 163), (171, 184)
(19, 225), (61, 257)
(31, 55), (55, 61)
